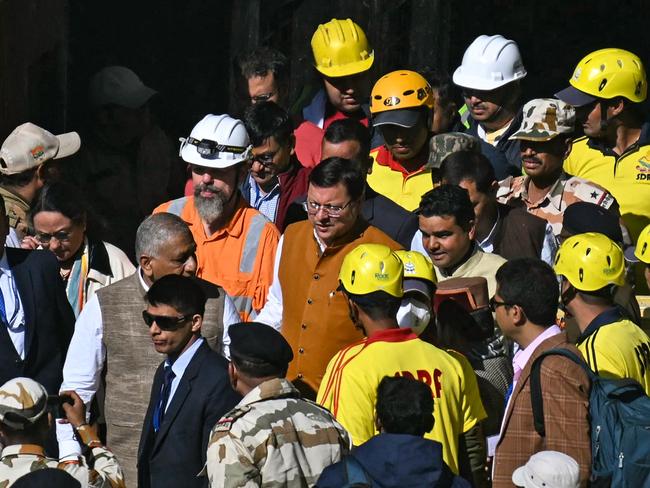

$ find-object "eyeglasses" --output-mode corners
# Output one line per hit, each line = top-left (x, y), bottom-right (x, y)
(35, 230), (72, 245)
(142, 310), (193, 330)
(251, 150), (279, 168)
(489, 297), (514, 312)
(250, 92), (276, 103)
(302, 199), (354, 218)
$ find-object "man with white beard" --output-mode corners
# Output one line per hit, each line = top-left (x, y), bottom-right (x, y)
(154, 114), (279, 321)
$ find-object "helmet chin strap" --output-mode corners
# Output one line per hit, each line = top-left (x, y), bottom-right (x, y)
(598, 100), (611, 132)
(558, 282), (577, 313)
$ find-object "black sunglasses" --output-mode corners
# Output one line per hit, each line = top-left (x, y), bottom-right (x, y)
(489, 297), (514, 312)
(142, 310), (193, 330)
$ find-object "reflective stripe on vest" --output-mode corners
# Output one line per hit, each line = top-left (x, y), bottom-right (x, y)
(231, 294), (256, 319)
(167, 197), (188, 216)
(239, 213), (268, 273)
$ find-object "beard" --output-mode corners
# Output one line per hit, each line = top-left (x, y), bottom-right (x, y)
(194, 184), (227, 222)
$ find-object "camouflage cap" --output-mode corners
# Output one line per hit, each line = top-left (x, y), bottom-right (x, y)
(427, 132), (480, 169)
(511, 98), (576, 141)
(0, 377), (48, 430)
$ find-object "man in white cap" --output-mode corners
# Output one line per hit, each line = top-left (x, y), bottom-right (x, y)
(0, 377), (124, 487)
(154, 114), (279, 321)
(69, 66), (184, 259)
(0, 123), (80, 241)
(453, 34), (526, 179)
(512, 451), (580, 488)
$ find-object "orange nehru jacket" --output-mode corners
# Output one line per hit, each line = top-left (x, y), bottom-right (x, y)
(279, 219), (401, 396)
(154, 195), (279, 320)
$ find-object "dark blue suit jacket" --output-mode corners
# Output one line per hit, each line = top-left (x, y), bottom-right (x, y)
(138, 341), (241, 488)
(0, 248), (75, 394)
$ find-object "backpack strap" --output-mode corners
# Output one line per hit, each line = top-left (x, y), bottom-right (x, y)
(343, 456), (371, 487)
(529, 348), (594, 437)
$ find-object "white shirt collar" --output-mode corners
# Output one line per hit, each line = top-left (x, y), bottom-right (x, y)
(167, 336), (204, 378)
(138, 267), (150, 292)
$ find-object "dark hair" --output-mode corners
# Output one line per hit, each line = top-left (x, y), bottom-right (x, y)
(309, 157), (365, 201)
(323, 119), (371, 162)
(29, 182), (105, 240)
(418, 184), (474, 230)
(419, 68), (459, 108)
(239, 47), (288, 82)
(347, 291), (401, 321)
(243, 101), (293, 147)
(145, 274), (206, 317)
(495, 258), (559, 326)
(376, 376), (434, 436)
(441, 151), (496, 194)
(12, 468), (81, 488)
(230, 354), (287, 379)
(0, 167), (39, 188)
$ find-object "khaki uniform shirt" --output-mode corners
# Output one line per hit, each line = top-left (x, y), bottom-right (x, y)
(496, 172), (617, 237)
(0, 187), (30, 240)
(0, 443), (125, 487)
(205, 378), (350, 487)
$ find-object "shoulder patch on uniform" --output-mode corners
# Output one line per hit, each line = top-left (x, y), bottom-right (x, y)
(573, 181), (614, 209)
(214, 418), (234, 432)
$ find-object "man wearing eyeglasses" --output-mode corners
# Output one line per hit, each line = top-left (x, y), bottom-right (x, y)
(154, 114), (279, 321)
(138, 274), (240, 488)
(242, 102), (310, 232)
(256, 157), (400, 399)
(491, 258), (590, 487)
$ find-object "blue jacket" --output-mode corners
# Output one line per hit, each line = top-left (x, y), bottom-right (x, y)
(316, 433), (471, 488)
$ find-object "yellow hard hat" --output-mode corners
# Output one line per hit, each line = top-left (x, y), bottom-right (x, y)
(554, 232), (626, 291)
(634, 224), (650, 264)
(370, 70), (434, 117)
(339, 244), (403, 297)
(311, 18), (374, 78)
(556, 48), (647, 105)
(395, 250), (436, 285)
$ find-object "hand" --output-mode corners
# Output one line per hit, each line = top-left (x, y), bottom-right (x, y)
(20, 236), (40, 250)
(59, 390), (86, 428)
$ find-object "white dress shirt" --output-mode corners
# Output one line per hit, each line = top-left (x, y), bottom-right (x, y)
(163, 337), (204, 412)
(57, 268), (239, 458)
(0, 251), (26, 359)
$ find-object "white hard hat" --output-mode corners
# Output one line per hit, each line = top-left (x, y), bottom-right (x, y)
(180, 114), (252, 168)
(453, 34), (527, 91)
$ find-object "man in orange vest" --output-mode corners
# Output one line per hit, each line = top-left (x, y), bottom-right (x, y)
(257, 157), (400, 399)
(154, 114), (279, 321)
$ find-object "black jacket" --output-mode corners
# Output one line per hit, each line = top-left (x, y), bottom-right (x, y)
(138, 341), (241, 488)
(0, 248), (75, 394)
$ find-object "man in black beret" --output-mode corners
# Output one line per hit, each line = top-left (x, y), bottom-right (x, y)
(204, 322), (351, 487)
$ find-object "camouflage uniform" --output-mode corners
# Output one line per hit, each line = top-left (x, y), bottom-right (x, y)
(498, 98), (618, 237)
(0, 443), (125, 488)
(427, 132), (481, 169)
(0, 377), (125, 487)
(0, 187), (30, 240)
(204, 378), (351, 487)
(496, 171), (617, 237)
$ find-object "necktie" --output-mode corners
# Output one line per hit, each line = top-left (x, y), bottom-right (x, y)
(153, 365), (175, 432)
(0, 285), (7, 326)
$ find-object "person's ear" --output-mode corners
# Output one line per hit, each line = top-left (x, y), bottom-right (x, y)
(609, 98), (626, 117)
(563, 137), (574, 160)
(511, 304), (527, 326)
(289, 134), (296, 156)
(228, 362), (238, 390)
(191, 314), (202, 333)
(140, 255), (154, 278)
(374, 414), (382, 433)
(467, 220), (476, 241)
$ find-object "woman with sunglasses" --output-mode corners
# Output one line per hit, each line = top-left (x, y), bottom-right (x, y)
(21, 182), (135, 317)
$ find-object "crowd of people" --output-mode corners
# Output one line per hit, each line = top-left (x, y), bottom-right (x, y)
(0, 15), (648, 488)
